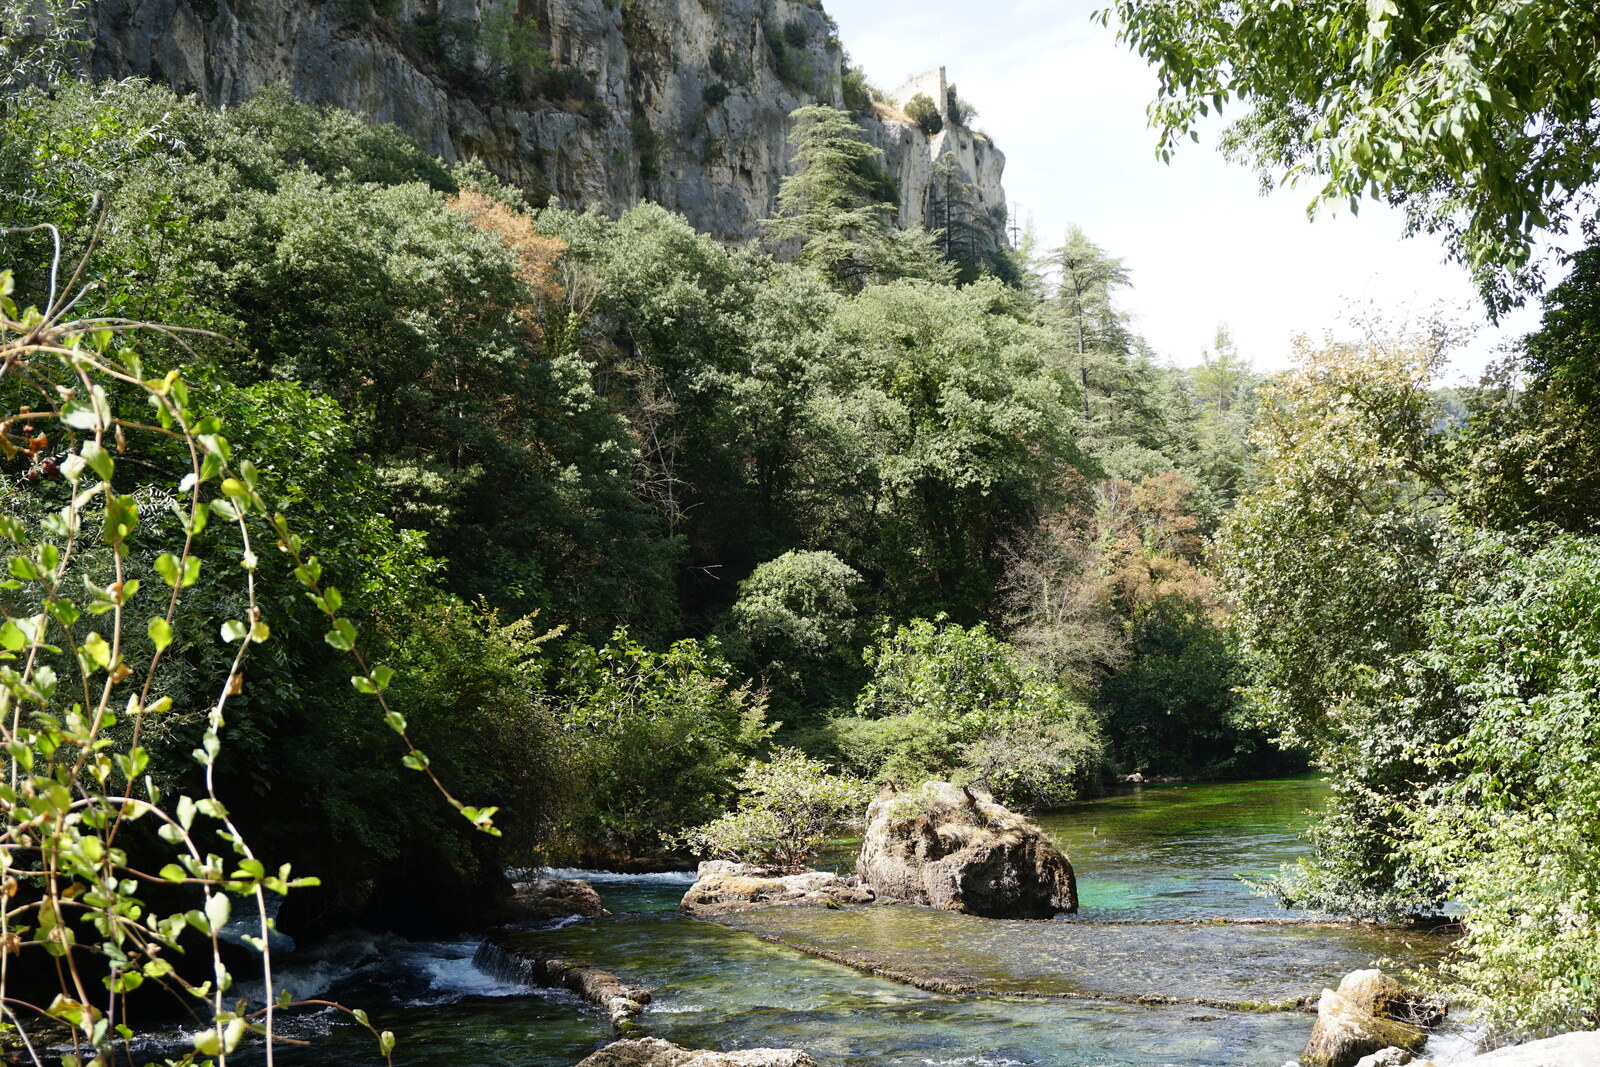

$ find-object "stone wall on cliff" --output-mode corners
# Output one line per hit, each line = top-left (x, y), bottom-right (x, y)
(86, 0), (1008, 247)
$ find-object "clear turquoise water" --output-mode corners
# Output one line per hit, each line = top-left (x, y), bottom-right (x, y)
(245, 776), (1451, 1067)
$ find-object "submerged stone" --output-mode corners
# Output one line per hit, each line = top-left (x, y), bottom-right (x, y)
(575, 1037), (817, 1066)
(679, 861), (874, 916)
(856, 781), (1077, 918)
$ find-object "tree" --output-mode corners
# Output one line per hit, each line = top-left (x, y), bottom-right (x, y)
(834, 617), (1105, 807)
(1455, 239), (1600, 531)
(765, 105), (894, 289)
(680, 749), (871, 871)
(1217, 318), (1469, 918)
(765, 105), (951, 291)
(905, 92), (943, 135)
(1048, 225), (1133, 413)
(726, 550), (865, 727)
(802, 277), (1084, 619)
(1106, 0), (1600, 313)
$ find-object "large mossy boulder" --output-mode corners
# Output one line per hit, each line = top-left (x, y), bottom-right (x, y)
(576, 1037), (817, 1066)
(855, 781), (1077, 919)
(1303, 969), (1439, 1067)
(680, 861), (874, 916)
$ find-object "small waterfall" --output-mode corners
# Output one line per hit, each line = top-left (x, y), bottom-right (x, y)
(471, 938), (536, 987)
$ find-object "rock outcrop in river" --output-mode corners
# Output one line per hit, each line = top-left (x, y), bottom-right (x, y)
(1303, 969), (1437, 1067)
(507, 877), (610, 922)
(856, 781), (1078, 919)
(679, 860), (873, 916)
(576, 1038), (816, 1067)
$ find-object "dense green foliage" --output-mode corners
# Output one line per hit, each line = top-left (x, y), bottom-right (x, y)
(832, 618), (1105, 808)
(0, 72), (1271, 977)
(1218, 298), (1600, 1036)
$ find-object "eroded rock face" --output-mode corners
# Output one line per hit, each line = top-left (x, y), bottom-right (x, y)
(86, 0), (1007, 248)
(576, 1037), (817, 1067)
(1302, 970), (1438, 1067)
(679, 860), (873, 916)
(855, 781), (1077, 919)
(508, 878), (610, 922)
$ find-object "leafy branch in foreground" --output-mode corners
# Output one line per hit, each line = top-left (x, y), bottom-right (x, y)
(0, 226), (487, 1065)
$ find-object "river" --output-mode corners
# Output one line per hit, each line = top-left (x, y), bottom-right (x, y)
(241, 776), (1461, 1067)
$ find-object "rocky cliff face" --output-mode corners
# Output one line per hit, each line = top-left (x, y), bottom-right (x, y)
(86, 0), (1008, 246)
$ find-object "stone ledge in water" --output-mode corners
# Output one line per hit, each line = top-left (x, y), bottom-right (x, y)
(576, 1037), (818, 1066)
(680, 861), (874, 916)
(472, 937), (648, 1030)
(508, 878), (611, 922)
(856, 781), (1077, 919)
(1302, 970), (1441, 1067)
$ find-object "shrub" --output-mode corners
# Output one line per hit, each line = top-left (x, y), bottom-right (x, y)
(782, 17), (808, 48)
(0, 257), (484, 1062)
(709, 43), (749, 83)
(553, 631), (772, 854)
(703, 81), (731, 107)
(681, 749), (871, 870)
(632, 118), (661, 181)
(905, 93), (942, 135)
(842, 65), (872, 113)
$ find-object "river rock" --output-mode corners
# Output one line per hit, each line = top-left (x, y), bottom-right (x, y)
(680, 861), (874, 916)
(576, 1037), (817, 1066)
(1302, 969), (1437, 1067)
(508, 878), (610, 922)
(855, 781), (1077, 919)
(1461, 1030), (1600, 1066)
(1353, 1049), (1415, 1067)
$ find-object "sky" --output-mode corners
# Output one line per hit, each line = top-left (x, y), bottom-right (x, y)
(824, 0), (1553, 380)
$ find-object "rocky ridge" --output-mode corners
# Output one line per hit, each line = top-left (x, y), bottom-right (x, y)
(86, 0), (1007, 246)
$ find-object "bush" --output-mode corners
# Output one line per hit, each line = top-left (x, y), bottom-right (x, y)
(552, 631), (772, 855)
(727, 550), (863, 723)
(842, 65), (872, 113)
(703, 81), (731, 107)
(836, 617), (1106, 805)
(905, 93), (943, 135)
(681, 749), (871, 870)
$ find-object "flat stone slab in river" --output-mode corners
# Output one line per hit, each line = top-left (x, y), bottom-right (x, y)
(717, 905), (1451, 1010)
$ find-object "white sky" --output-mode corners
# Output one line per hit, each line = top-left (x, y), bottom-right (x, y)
(824, 0), (1554, 381)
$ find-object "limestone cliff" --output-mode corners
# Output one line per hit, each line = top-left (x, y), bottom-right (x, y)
(86, 0), (1008, 246)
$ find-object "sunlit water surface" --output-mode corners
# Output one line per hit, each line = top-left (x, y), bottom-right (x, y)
(227, 776), (1460, 1067)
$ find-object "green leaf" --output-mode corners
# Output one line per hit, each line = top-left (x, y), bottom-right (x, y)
(83, 631), (112, 670)
(325, 617), (357, 652)
(80, 441), (114, 481)
(220, 620), (248, 644)
(148, 617), (173, 652)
